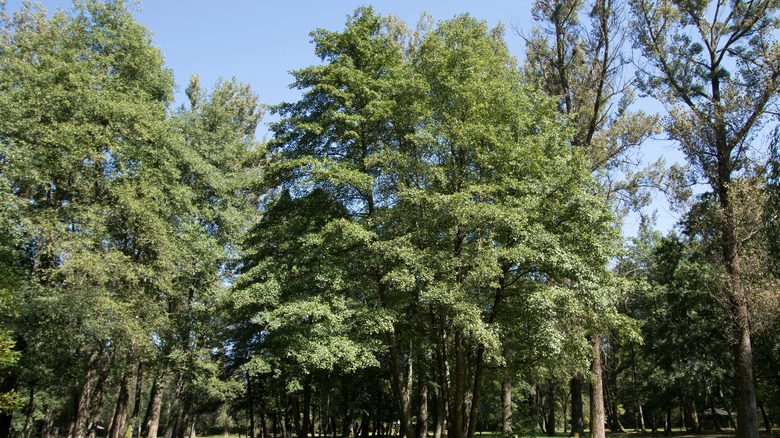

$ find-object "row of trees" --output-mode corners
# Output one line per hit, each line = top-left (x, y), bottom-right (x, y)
(0, 1), (778, 438)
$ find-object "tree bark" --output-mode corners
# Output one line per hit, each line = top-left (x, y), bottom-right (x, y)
(129, 364), (144, 438)
(249, 374), (256, 438)
(109, 373), (131, 438)
(451, 328), (465, 438)
(433, 314), (449, 438)
(529, 382), (539, 435)
(466, 346), (486, 438)
(417, 352), (429, 438)
(758, 399), (772, 434)
(73, 349), (102, 438)
(144, 376), (164, 438)
(570, 374), (584, 438)
(502, 368), (512, 438)
(303, 375), (312, 438)
(388, 336), (414, 438)
(547, 379), (556, 435)
(590, 334), (606, 438)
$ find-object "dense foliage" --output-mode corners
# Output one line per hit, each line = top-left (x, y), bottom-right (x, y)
(0, 2), (778, 438)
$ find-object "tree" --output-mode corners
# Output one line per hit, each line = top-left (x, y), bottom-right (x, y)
(521, 2), (661, 436)
(240, 9), (618, 438)
(0, 2), (264, 437)
(0, 1), (183, 437)
(630, 1), (780, 437)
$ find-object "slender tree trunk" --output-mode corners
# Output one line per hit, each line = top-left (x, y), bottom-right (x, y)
(73, 349), (102, 438)
(388, 335), (413, 438)
(570, 374), (584, 438)
(731, 295), (759, 438)
(282, 397), (291, 438)
(451, 328), (465, 438)
(163, 379), (184, 438)
(467, 346), (486, 438)
(434, 315), (449, 438)
(502, 368), (512, 438)
(303, 375), (312, 438)
(417, 352), (429, 438)
(758, 399), (772, 434)
(129, 364), (144, 438)
(109, 373), (131, 438)
(651, 409), (657, 434)
(144, 376), (164, 438)
(714, 119), (760, 438)
(177, 398), (194, 438)
(590, 334), (606, 438)
(664, 408), (672, 436)
(249, 374), (255, 438)
(292, 396), (302, 438)
(547, 379), (556, 436)
(529, 382), (539, 436)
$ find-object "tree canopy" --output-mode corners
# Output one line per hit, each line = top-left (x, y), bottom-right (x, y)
(0, 2), (778, 438)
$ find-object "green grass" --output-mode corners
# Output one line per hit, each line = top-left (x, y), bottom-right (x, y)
(199, 431), (777, 438)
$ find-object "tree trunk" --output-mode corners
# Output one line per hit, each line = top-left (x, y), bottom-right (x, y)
(129, 364), (144, 438)
(249, 374), (255, 438)
(452, 328), (465, 438)
(417, 352), (429, 438)
(758, 399), (772, 434)
(109, 373), (131, 438)
(73, 349), (102, 438)
(303, 376), (312, 438)
(570, 374), (584, 438)
(529, 382), (539, 436)
(716, 132), (760, 438)
(467, 346), (486, 438)
(144, 376), (164, 438)
(732, 302), (759, 438)
(163, 380), (183, 438)
(547, 379), (556, 436)
(434, 316), (449, 438)
(502, 369), (512, 438)
(389, 334), (413, 438)
(589, 334), (606, 438)
(292, 396), (302, 438)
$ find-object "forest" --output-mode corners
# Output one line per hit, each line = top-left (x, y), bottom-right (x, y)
(0, 1), (779, 438)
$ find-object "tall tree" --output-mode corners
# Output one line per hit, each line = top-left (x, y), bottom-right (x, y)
(630, 1), (780, 437)
(522, 2), (660, 436)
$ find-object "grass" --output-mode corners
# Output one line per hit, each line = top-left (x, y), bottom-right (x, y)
(199, 430), (778, 438)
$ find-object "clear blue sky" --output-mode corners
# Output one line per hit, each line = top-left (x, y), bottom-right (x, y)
(5, 0), (684, 234)
(7, 0), (532, 128)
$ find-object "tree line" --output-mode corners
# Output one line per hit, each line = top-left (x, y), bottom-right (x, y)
(0, 1), (778, 438)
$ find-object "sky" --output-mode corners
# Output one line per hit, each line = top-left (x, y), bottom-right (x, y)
(4, 0), (685, 235)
